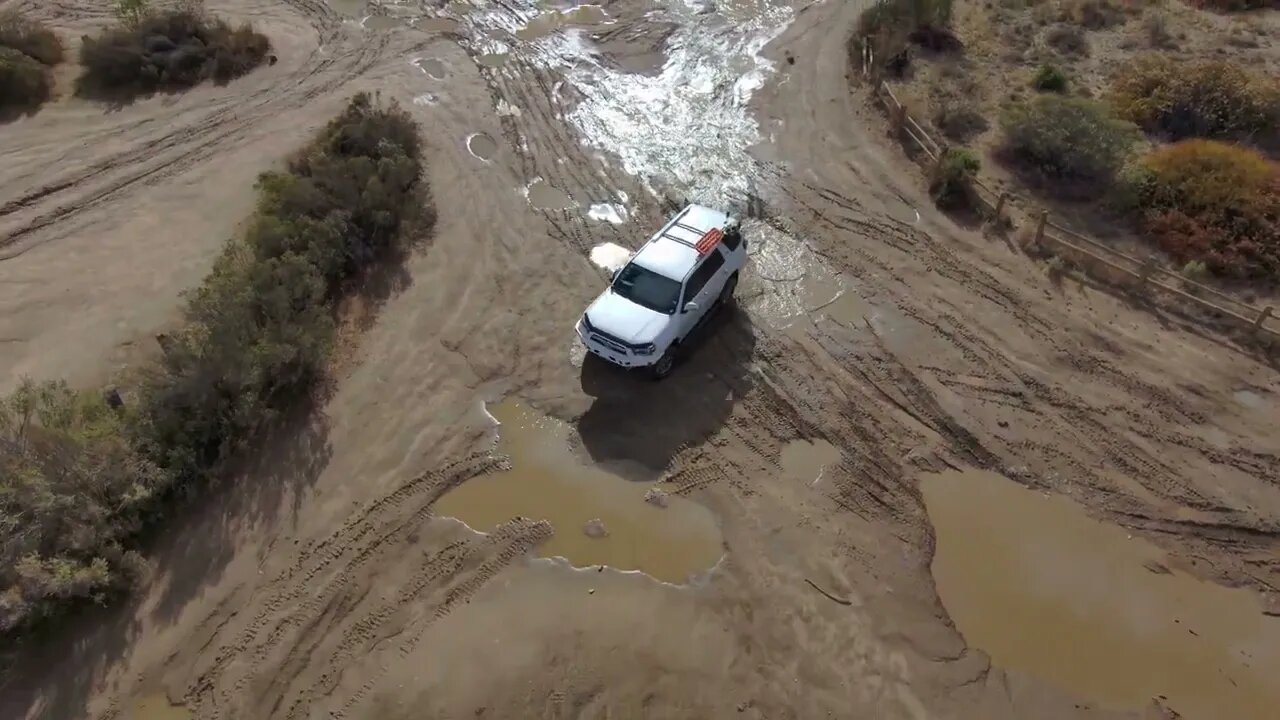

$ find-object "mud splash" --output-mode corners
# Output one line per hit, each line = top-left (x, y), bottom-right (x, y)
(434, 402), (724, 584)
(557, 0), (793, 203)
(588, 202), (629, 224)
(129, 694), (192, 720)
(589, 242), (632, 272)
(923, 468), (1280, 719)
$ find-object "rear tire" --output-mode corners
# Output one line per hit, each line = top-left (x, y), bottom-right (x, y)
(650, 346), (677, 380)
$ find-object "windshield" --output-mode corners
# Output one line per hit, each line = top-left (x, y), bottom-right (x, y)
(612, 264), (682, 315)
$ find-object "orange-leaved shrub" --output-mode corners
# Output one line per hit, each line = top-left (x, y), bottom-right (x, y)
(1125, 140), (1280, 279)
(1108, 55), (1279, 143)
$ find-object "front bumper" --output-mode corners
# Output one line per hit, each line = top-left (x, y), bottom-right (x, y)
(575, 320), (657, 369)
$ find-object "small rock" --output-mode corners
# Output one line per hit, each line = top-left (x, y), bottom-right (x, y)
(583, 518), (608, 538)
(644, 487), (670, 508)
(997, 420), (1009, 428)
(588, 588), (595, 595)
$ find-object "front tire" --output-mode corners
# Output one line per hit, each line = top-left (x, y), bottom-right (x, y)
(719, 273), (739, 306)
(650, 345), (677, 380)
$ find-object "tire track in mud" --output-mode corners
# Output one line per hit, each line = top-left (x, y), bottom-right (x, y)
(183, 453), (518, 720)
(0, 0), (392, 255)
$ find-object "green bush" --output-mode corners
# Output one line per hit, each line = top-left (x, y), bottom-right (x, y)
(1124, 139), (1279, 279)
(135, 93), (427, 486)
(930, 147), (981, 209)
(1108, 56), (1279, 143)
(1032, 64), (1068, 93)
(1, 95), (427, 636)
(1001, 95), (1139, 186)
(0, 380), (163, 633)
(76, 9), (270, 100)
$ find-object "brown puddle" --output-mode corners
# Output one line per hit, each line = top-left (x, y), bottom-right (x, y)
(780, 438), (840, 485)
(363, 15), (404, 30)
(128, 694), (192, 720)
(466, 133), (497, 161)
(434, 402), (724, 584)
(476, 52), (510, 68)
(515, 5), (610, 42)
(416, 16), (461, 32)
(526, 179), (575, 210)
(922, 468), (1280, 719)
(414, 58), (446, 78)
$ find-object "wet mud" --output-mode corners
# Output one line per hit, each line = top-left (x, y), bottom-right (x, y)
(924, 468), (1280, 718)
(434, 402), (724, 584)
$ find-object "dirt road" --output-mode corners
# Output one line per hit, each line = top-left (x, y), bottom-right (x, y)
(2, 0), (1278, 718)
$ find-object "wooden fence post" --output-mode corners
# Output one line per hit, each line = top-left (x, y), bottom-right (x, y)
(1033, 210), (1047, 246)
(1256, 305), (1274, 332)
(1138, 256), (1157, 288)
(994, 192), (1007, 222)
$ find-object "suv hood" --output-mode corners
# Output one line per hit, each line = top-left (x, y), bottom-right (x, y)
(585, 290), (670, 345)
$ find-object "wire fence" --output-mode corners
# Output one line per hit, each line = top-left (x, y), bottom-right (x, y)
(857, 41), (1279, 343)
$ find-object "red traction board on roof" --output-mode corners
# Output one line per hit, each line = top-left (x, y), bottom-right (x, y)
(695, 228), (723, 255)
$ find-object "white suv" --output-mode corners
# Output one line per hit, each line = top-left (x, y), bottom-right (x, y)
(576, 204), (746, 379)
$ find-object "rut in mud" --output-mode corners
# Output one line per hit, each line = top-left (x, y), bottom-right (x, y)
(1, 0), (1279, 719)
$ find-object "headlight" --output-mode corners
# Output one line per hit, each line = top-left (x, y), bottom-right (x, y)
(634, 343), (656, 355)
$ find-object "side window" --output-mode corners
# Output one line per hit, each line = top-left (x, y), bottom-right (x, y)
(722, 226), (742, 251)
(684, 251), (726, 301)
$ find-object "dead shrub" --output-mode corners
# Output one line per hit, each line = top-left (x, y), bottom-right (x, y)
(1126, 140), (1280, 279)
(1187, 0), (1272, 10)
(0, 12), (62, 116)
(1058, 0), (1129, 29)
(1045, 23), (1090, 57)
(1143, 11), (1174, 49)
(933, 97), (989, 141)
(0, 11), (64, 65)
(0, 47), (51, 113)
(76, 9), (270, 100)
(1001, 94), (1139, 188)
(857, 0), (957, 72)
(1108, 55), (1280, 144)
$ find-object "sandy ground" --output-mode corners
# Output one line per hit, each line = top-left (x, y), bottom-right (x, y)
(1, 0), (1279, 719)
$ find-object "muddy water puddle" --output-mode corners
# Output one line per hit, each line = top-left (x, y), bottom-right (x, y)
(413, 57), (446, 78)
(780, 439), (840, 486)
(417, 16), (462, 32)
(128, 694), (192, 720)
(923, 468), (1280, 719)
(434, 402), (723, 584)
(526, 179), (575, 210)
(516, 4), (610, 42)
(466, 133), (497, 160)
(476, 52), (510, 68)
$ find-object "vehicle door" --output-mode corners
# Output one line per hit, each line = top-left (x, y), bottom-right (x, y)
(678, 248), (727, 337)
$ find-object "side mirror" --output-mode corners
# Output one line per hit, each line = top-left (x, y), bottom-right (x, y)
(683, 301), (699, 314)
(611, 268), (621, 281)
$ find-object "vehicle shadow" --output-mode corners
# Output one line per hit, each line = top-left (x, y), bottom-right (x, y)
(576, 303), (758, 481)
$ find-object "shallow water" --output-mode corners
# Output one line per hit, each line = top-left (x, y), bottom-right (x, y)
(780, 438), (840, 486)
(923, 468), (1280, 719)
(434, 401), (724, 584)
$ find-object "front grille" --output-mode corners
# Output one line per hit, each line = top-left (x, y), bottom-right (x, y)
(590, 331), (630, 354)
